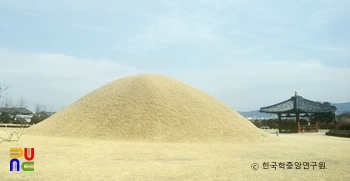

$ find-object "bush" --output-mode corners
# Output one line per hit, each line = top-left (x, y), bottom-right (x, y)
(261, 119), (279, 129)
(319, 121), (336, 129)
(31, 115), (47, 124)
(31, 115), (41, 124)
(336, 112), (350, 130)
(12, 118), (27, 124)
(252, 120), (263, 128)
(0, 112), (12, 123)
(326, 130), (350, 138)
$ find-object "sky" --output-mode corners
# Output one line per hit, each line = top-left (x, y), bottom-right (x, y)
(1, 0), (350, 112)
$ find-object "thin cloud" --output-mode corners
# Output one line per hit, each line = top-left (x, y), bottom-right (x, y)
(1, 1), (349, 112)
(0, 49), (140, 111)
(169, 60), (350, 111)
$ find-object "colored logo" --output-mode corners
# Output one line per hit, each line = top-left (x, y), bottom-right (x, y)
(9, 148), (35, 172)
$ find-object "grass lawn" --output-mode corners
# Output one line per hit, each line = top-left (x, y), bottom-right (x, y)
(1, 129), (349, 180)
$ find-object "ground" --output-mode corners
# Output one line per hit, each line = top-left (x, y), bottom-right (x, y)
(0, 128), (349, 180)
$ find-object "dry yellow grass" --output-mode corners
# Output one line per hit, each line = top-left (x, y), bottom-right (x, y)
(3, 74), (347, 180)
(27, 74), (272, 142)
(1, 132), (349, 180)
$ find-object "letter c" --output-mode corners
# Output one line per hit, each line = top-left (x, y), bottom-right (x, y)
(21, 161), (34, 171)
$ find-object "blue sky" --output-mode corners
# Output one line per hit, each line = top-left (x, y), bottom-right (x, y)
(1, 0), (350, 112)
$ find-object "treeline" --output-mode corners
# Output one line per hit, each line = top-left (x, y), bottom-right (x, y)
(252, 112), (350, 131)
(336, 112), (350, 130)
(0, 113), (48, 124)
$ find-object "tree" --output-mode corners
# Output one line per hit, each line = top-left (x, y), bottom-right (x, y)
(261, 118), (279, 129)
(0, 84), (11, 105)
(17, 96), (27, 108)
(12, 117), (26, 124)
(0, 84), (10, 123)
(34, 103), (43, 114)
(335, 112), (350, 130)
(0, 112), (12, 123)
(252, 120), (263, 128)
(31, 114), (48, 124)
(316, 102), (337, 129)
(0, 107), (27, 143)
(2, 98), (13, 108)
(0, 85), (26, 144)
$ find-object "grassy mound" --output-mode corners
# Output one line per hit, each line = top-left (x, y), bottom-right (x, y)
(27, 74), (274, 142)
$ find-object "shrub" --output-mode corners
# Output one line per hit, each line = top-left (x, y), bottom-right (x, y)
(252, 120), (263, 128)
(31, 115), (41, 124)
(336, 112), (350, 130)
(0, 112), (12, 123)
(12, 118), (27, 124)
(31, 115), (48, 124)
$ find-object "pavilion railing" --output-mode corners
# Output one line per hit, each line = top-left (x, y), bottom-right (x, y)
(300, 125), (317, 132)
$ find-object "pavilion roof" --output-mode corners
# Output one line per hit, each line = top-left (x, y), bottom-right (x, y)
(259, 93), (336, 114)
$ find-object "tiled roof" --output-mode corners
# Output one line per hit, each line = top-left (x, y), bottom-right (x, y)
(0, 107), (33, 115)
(260, 95), (336, 114)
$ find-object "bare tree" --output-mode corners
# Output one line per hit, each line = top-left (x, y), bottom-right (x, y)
(0, 84), (11, 105)
(0, 108), (27, 144)
(35, 103), (43, 114)
(0, 85), (26, 144)
(17, 96), (27, 108)
(3, 98), (13, 108)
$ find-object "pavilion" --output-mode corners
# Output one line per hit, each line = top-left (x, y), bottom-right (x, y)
(259, 92), (337, 133)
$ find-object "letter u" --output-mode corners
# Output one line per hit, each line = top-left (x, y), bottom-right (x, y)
(24, 148), (35, 161)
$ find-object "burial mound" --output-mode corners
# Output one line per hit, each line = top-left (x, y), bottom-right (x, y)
(28, 74), (273, 142)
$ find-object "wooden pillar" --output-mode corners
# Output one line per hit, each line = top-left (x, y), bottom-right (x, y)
(296, 113), (300, 133)
(315, 114), (319, 132)
(278, 114), (281, 133)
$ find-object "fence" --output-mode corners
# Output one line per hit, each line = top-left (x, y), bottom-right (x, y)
(0, 124), (31, 128)
(300, 125), (317, 132)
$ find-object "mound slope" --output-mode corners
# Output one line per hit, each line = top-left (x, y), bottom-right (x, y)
(28, 74), (273, 142)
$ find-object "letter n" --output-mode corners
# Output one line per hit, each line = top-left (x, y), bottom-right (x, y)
(10, 158), (20, 171)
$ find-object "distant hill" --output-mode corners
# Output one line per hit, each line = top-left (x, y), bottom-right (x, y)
(237, 110), (277, 120)
(334, 102), (350, 115)
(238, 102), (350, 119)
